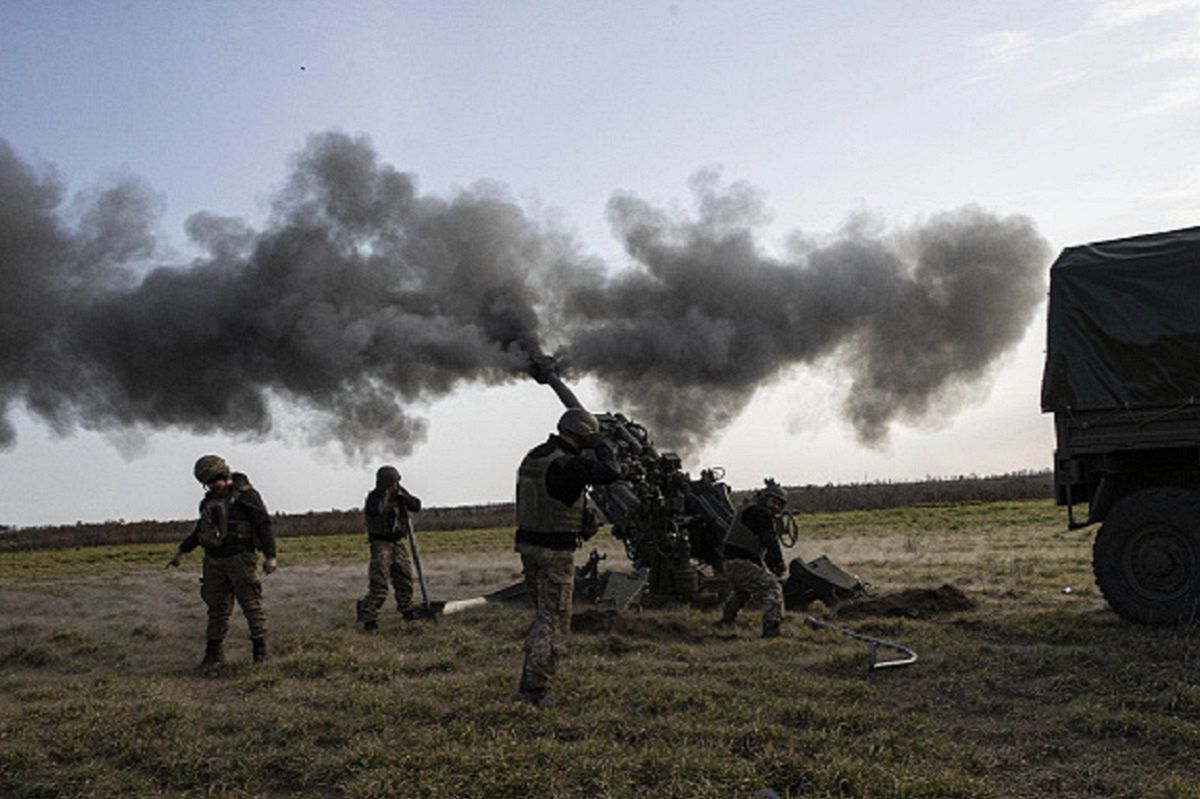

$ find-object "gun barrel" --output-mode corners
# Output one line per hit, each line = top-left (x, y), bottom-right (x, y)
(544, 373), (584, 410)
(527, 353), (585, 409)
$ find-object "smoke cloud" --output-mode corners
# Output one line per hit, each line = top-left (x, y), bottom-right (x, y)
(0, 133), (1049, 457)
(575, 170), (1049, 450)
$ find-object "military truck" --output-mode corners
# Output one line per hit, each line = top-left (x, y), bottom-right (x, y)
(1042, 226), (1200, 624)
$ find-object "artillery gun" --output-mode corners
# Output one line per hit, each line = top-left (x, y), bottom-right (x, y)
(525, 354), (828, 608)
(526, 353), (737, 604)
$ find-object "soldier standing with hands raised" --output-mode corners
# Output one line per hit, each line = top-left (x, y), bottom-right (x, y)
(356, 465), (422, 633)
(513, 409), (621, 707)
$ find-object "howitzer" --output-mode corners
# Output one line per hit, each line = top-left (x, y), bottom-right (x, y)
(528, 353), (871, 610)
(417, 354), (867, 616)
(530, 354), (742, 604)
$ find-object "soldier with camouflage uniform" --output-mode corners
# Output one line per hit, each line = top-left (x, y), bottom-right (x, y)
(718, 482), (788, 638)
(356, 466), (422, 633)
(513, 409), (620, 708)
(168, 455), (277, 666)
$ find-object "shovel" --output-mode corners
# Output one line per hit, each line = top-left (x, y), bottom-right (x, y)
(402, 530), (515, 618)
(405, 529), (440, 620)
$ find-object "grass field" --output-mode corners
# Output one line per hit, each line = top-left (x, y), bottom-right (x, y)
(2, 499), (1199, 798)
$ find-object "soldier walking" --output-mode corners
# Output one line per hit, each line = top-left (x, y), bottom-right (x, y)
(356, 466), (422, 633)
(718, 481), (788, 638)
(167, 455), (277, 666)
(514, 409), (620, 707)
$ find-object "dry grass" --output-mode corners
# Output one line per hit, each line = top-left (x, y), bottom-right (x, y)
(2, 499), (1198, 798)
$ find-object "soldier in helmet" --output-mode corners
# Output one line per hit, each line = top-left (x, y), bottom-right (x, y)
(167, 455), (277, 666)
(513, 408), (621, 707)
(355, 465), (422, 632)
(717, 480), (789, 638)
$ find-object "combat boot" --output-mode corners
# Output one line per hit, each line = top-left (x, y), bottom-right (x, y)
(355, 599), (366, 623)
(200, 640), (224, 668)
(762, 621), (781, 639)
(251, 637), (268, 664)
(363, 620), (379, 634)
(518, 692), (558, 708)
(513, 686), (557, 708)
(513, 671), (555, 708)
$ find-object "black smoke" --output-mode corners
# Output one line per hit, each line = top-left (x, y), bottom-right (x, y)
(0, 133), (1049, 457)
(573, 170), (1049, 450)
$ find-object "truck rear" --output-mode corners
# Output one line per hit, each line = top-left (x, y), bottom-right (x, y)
(1042, 226), (1200, 624)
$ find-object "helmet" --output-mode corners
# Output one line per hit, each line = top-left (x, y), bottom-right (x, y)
(375, 465), (401, 487)
(193, 455), (230, 484)
(557, 408), (600, 440)
(758, 480), (788, 507)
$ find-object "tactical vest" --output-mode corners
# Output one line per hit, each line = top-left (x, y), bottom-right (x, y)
(723, 503), (768, 559)
(365, 493), (413, 540)
(196, 489), (254, 550)
(516, 449), (585, 534)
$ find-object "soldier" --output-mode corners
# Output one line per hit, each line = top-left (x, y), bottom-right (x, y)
(167, 455), (277, 666)
(718, 481), (788, 638)
(513, 408), (621, 707)
(355, 466), (422, 632)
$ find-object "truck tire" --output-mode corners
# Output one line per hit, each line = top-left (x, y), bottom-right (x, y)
(1093, 487), (1200, 624)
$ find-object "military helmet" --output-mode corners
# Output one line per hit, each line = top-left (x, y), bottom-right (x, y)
(376, 465), (401, 487)
(193, 454), (231, 484)
(758, 480), (788, 506)
(557, 408), (600, 440)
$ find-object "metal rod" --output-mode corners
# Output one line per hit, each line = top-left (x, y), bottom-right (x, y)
(804, 615), (918, 671)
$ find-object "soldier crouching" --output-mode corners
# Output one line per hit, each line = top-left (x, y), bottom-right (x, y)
(168, 455), (277, 667)
(356, 465), (422, 632)
(718, 481), (788, 638)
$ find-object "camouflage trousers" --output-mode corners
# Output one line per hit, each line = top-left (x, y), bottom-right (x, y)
(721, 558), (784, 627)
(201, 552), (266, 642)
(516, 543), (575, 696)
(360, 538), (414, 622)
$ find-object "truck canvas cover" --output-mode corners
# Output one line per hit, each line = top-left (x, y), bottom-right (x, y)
(1041, 226), (1200, 412)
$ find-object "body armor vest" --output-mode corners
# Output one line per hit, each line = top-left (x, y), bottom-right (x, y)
(516, 450), (585, 533)
(365, 493), (413, 540)
(197, 489), (253, 550)
(723, 503), (768, 559)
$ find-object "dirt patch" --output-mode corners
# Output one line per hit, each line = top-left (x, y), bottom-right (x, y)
(570, 609), (708, 643)
(832, 583), (975, 620)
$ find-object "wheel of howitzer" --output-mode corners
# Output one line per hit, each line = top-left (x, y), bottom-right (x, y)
(1094, 487), (1200, 625)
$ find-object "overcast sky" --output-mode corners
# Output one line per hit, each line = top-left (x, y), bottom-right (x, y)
(1, 0), (1197, 527)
